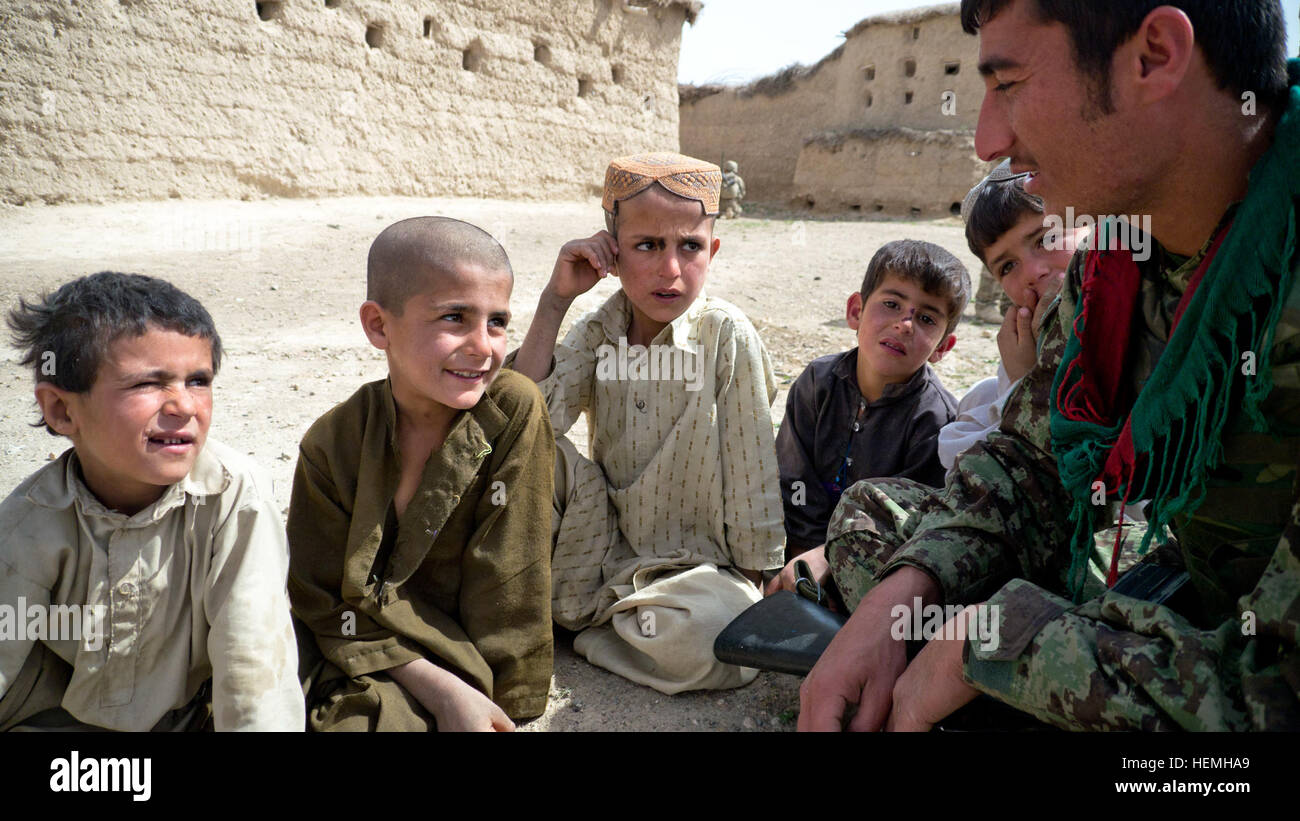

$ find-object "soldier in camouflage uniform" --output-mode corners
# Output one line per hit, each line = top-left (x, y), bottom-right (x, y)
(720, 161), (746, 219)
(972, 267), (1011, 325)
(798, 0), (1300, 731)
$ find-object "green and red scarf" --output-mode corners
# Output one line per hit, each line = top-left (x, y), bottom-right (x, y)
(1050, 76), (1300, 602)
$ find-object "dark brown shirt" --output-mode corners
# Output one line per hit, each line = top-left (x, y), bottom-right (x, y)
(776, 349), (956, 552)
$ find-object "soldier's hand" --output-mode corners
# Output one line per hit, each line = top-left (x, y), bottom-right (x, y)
(884, 605), (982, 732)
(547, 232), (618, 302)
(798, 566), (938, 732)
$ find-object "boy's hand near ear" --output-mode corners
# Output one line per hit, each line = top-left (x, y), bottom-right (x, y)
(549, 231), (619, 301)
(513, 231), (619, 383)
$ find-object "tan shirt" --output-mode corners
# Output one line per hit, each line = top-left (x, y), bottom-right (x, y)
(529, 290), (786, 572)
(0, 440), (304, 731)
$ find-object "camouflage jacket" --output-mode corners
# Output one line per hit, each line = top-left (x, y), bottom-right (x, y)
(829, 213), (1300, 730)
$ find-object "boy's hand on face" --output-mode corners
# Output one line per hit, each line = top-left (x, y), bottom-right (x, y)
(1031, 271), (1066, 338)
(546, 231), (619, 303)
(998, 299), (1038, 384)
(998, 269), (1065, 383)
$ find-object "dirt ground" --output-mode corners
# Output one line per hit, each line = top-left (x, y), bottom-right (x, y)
(0, 196), (1002, 732)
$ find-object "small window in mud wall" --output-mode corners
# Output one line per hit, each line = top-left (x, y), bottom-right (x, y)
(945, 61), (960, 76)
(256, 1), (283, 21)
(864, 92), (873, 109)
(863, 64), (875, 82)
(365, 24), (386, 48)
(904, 58), (916, 78)
(611, 64), (625, 84)
(423, 17), (436, 38)
(912, 26), (920, 40)
(578, 76), (594, 97)
(904, 91), (914, 105)
(463, 39), (484, 71)
(534, 42), (553, 65)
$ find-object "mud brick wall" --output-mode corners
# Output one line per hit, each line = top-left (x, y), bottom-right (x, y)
(0, 0), (696, 204)
(680, 3), (987, 208)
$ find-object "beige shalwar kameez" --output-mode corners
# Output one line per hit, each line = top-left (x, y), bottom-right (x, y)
(513, 290), (786, 693)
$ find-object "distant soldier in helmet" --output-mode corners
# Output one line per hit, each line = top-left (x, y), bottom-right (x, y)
(720, 160), (746, 219)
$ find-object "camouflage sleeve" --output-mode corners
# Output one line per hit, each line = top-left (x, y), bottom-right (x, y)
(963, 496), (1300, 730)
(832, 260), (1084, 604)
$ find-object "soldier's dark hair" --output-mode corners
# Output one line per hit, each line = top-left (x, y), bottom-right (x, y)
(7, 271), (223, 434)
(960, 0), (1289, 113)
(965, 177), (1045, 264)
(367, 216), (513, 315)
(860, 240), (971, 336)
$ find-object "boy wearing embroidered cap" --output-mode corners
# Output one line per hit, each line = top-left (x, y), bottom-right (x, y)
(511, 152), (785, 694)
(288, 217), (555, 731)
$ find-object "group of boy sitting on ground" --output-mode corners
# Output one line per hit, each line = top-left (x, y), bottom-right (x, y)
(0, 150), (1096, 731)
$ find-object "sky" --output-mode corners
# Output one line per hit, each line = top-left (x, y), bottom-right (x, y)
(678, 0), (1300, 85)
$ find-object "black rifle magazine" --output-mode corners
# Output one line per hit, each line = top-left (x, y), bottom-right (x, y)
(713, 591), (847, 676)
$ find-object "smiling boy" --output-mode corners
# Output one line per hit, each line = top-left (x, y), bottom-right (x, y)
(288, 217), (554, 732)
(937, 159), (1087, 470)
(0, 272), (303, 731)
(774, 240), (968, 558)
(510, 152), (785, 694)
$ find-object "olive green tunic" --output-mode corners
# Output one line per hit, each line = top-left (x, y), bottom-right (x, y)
(288, 371), (555, 730)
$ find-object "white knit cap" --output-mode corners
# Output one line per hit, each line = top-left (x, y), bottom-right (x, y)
(959, 159), (1034, 224)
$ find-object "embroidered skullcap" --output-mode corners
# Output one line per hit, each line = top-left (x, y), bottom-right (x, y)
(960, 159), (1033, 223)
(602, 152), (722, 216)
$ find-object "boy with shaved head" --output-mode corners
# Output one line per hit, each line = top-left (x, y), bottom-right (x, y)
(289, 217), (555, 732)
(511, 152), (785, 694)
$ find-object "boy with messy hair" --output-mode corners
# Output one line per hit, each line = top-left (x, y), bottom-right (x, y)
(0, 272), (303, 731)
(774, 240), (968, 559)
(289, 217), (554, 732)
(511, 152), (785, 694)
(945, 161), (1141, 600)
